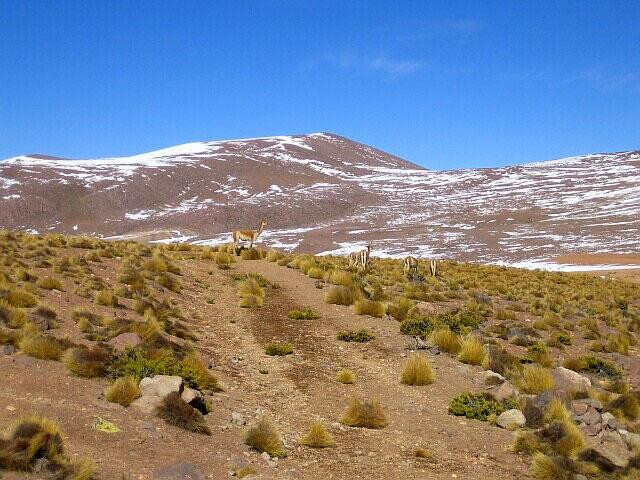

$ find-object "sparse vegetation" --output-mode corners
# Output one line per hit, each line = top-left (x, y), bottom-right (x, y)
(324, 285), (354, 305)
(457, 336), (487, 365)
(354, 299), (384, 317)
(265, 342), (294, 356)
(430, 327), (462, 354)
(448, 393), (518, 421)
(62, 346), (112, 377)
(336, 368), (355, 384)
(287, 308), (320, 320)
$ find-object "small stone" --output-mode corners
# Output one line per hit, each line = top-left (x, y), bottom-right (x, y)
(496, 409), (526, 429)
(406, 336), (428, 350)
(231, 412), (246, 426)
(571, 401), (589, 415)
(581, 408), (602, 426)
(0, 344), (16, 355)
(6, 405), (15, 412)
(261, 452), (271, 461)
(139, 375), (183, 398)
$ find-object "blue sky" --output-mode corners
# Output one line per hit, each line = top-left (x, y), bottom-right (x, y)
(1, 1), (639, 169)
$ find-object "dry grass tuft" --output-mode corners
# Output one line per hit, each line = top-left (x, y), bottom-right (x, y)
(400, 354), (435, 385)
(105, 376), (140, 406)
(544, 398), (571, 424)
(301, 421), (334, 448)
(18, 329), (69, 360)
(430, 328), (462, 354)
(155, 392), (211, 434)
(340, 396), (389, 429)
(354, 299), (384, 317)
(515, 365), (555, 394)
(244, 417), (285, 457)
(36, 276), (64, 291)
(265, 343), (293, 356)
(336, 368), (355, 384)
(530, 453), (577, 480)
(457, 336), (487, 365)
(62, 346), (112, 377)
(325, 285), (354, 306)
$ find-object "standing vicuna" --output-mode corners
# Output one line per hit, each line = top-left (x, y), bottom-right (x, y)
(348, 245), (371, 271)
(403, 256), (418, 276)
(232, 219), (267, 251)
(429, 259), (438, 277)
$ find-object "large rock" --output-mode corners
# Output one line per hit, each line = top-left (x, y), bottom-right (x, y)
(619, 429), (640, 450)
(139, 375), (183, 398)
(552, 367), (591, 393)
(153, 461), (206, 480)
(130, 395), (163, 414)
(523, 390), (571, 427)
(581, 431), (631, 470)
(496, 409), (526, 429)
(481, 370), (505, 386)
(108, 332), (143, 352)
(488, 381), (518, 402)
(181, 387), (207, 415)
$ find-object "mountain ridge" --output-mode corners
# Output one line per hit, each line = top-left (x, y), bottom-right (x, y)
(1, 133), (639, 267)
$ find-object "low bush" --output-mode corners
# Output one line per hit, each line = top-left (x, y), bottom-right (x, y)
(354, 299), (384, 318)
(340, 396), (388, 429)
(155, 392), (211, 435)
(399, 315), (439, 339)
(287, 308), (320, 320)
(400, 354), (434, 385)
(265, 343), (293, 356)
(105, 376), (140, 406)
(301, 421), (334, 448)
(244, 417), (285, 457)
(563, 355), (623, 379)
(240, 248), (261, 260)
(448, 392), (518, 421)
(337, 329), (375, 343)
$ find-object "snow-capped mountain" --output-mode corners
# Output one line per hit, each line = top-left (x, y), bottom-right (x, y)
(1, 133), (639, 266)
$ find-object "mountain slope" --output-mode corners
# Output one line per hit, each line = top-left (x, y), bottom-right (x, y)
(1, 133), (639, 265)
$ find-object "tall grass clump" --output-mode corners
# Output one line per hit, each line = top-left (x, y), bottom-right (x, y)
(336, 368), (355, 384)
(155, 392), (211, 435)
(514, 365), (555, 394)
(105, 376), (140, 406)
(325, 285), (354, 306)
(244, 417), (285, 457)
(354, 299), (384, 318)
(301, 422), (334, 448)
(36, 276), (64, 291)
(430, 328), (462, 354)
(326, 270), (353, 287)
(62, 346), (112, 377)
(340, 396), (389, 429)
(216, 251), (232, 269)
(18, 328), (69, 361)
(400, 354), (435, 385)
(457, 336), (487, 365)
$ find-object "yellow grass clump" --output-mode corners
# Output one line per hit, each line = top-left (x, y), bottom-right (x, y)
(336, 368), (355, 384)
(517, 365), (555, 394)
(36, 276), (64, 291)
(105, 376), (140, 406)
(244, 417), (285, 457)
(400, 354), (435, 385)
(301, 421), (334, 448)
(430, 328), (462, 354)
(325, 285), (354, 306)
(340, 396), (389, 429)
(457, 336), (487, 365)
(354, 299), (384, 317)
(62, 346), (112, 377)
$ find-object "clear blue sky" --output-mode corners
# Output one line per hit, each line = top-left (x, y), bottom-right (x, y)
(1, 1), (639, 169)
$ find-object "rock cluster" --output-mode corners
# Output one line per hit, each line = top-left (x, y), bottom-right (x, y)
(131, 375), (207, 415)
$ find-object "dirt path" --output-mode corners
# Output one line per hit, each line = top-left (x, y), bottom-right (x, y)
(233, 259), (532, 479)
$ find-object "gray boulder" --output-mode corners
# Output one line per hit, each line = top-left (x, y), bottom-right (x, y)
(130, 395), (163, 414)
(580, 430), (631, 470)
(496, 409), (526, 429)
(619, 429), (640, 450)
(523, 390), (571, 427)
(139, 375), (183, 398)
(488, 381), (518, 402)
(481, 370), (505, 386)
(552, 367), (591, 393)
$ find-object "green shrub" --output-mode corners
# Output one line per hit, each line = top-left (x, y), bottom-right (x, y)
(265, 343), (293, 356)
(337, 329), (375, 343)
(448, 393), (518, 421)
(563, 355), (623, 379)
(287, 308), (320, 320)
(399, 315), (439, 339)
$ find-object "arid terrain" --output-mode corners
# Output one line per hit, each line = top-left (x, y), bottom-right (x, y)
(1, 231), (640, 479)
(1, 133), (639, 269)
